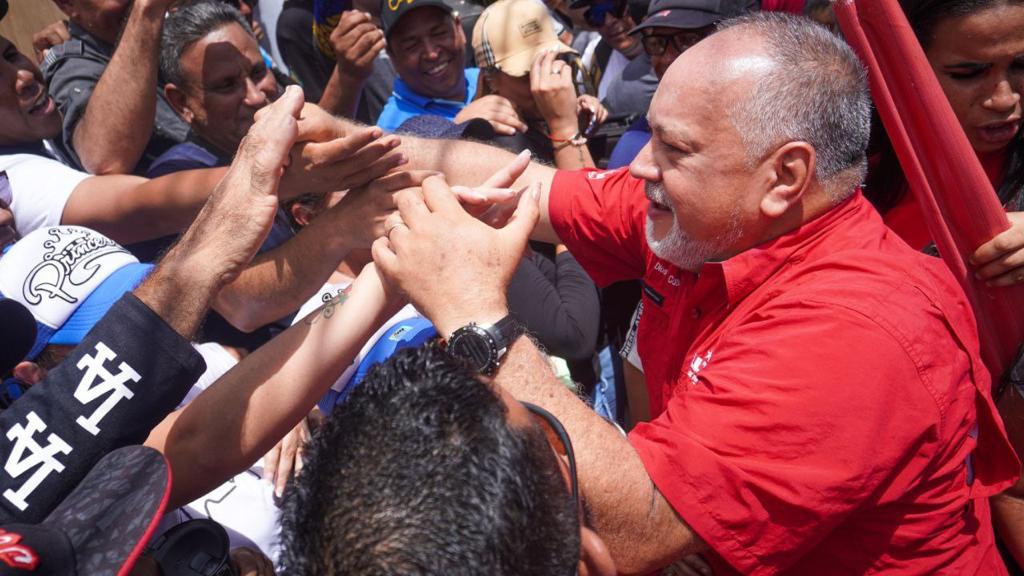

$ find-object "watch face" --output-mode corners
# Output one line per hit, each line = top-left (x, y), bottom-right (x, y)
(448, 328), (495, 373)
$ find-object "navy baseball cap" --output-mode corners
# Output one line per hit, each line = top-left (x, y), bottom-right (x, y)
(629, 0), (752, 33)
(0, 226), (152, 360)
(0, 446), (171, 576)
(380, 0), (455, 38)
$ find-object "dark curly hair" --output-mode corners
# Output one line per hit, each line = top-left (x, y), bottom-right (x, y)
(278, 343), (580, 575)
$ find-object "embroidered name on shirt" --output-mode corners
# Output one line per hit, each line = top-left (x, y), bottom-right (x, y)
(687, 350), (712, 385)
(653, 261), (681, 287)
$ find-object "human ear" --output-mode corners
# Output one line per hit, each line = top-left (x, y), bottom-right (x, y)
(12, 361), (45, 386)
(577, 526), (616, 576)
(759, 141), (813, 218)
(164, 84), (194, 124)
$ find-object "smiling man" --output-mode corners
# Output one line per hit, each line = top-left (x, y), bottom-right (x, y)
(154, 1), (280, 176)
(301, 11), (1022, 574)
(375, 0), (479, 131)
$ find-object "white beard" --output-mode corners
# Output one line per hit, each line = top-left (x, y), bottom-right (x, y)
(644, 183), (743, 272)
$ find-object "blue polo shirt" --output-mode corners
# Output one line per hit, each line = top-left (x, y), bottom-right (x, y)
(376, 68), (480, 132)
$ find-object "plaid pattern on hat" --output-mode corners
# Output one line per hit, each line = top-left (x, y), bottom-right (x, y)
(471, 0), (576, 77)
(0, 227), (153, 360)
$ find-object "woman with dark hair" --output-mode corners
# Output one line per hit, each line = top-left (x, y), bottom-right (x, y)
(867, 0), (1024, 285)
(866, 1), (1024, 569)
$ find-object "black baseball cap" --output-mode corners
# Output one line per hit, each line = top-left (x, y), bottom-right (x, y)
(629, 0), (752, 34)
(0, 0), (7, 22)
(0, 446), (171, 576)
(380, 0), (455, 38)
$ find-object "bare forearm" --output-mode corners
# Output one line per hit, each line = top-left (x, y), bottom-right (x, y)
(213, 207), (357, 331)
(317, 67), (365, 119)
(552, 141), (596, 170)
(147, 269), (393, 507)
(73, 2), (165, 174)
(494, 336), (703, 573)
(62, 168), (227, 245)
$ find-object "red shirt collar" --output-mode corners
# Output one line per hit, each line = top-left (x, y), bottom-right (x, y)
(694, 190), (873, 307)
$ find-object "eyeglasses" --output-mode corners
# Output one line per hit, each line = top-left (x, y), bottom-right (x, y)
(522, 402), (580, 518)
(584, 0), (628, 28)
(640, 27), (713, 57)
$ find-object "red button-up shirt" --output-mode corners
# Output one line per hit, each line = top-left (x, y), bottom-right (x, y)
(549, 167), (1019, 575)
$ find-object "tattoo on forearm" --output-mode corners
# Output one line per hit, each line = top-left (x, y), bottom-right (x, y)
(303, 286), (351, 325)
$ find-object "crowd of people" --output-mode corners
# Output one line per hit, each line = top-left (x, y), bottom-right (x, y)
(0, 0), (1022, 573)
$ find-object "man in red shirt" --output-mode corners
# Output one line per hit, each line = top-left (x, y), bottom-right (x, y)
(302, 12), (1021, 575)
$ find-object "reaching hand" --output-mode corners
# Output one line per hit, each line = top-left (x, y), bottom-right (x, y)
(332, 170), (440, 248)
(280, 127), (407, 200)
(178, 85), (304, 286)
(330, 11), (386, 81)
(372, 175), (541, 336)
(972, 211), (1024, 287)
(263, 417), (311, 498)
(455, 95), (528, 136)
(453, 150), (532, 227)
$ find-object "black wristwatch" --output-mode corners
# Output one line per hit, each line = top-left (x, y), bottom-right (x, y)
(446, 315), (525, 375)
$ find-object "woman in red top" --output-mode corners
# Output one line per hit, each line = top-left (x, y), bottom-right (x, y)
(866, 0), (1024, 286)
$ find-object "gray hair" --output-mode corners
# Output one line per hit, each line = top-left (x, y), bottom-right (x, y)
(719, 13), (871, 201)
(160, 0), (254, 88)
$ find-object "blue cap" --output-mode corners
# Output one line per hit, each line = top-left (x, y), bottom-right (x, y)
(318, 316), (438, 413)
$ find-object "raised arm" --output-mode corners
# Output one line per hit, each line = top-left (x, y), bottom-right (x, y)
(372, 177), (705, 574)
(60, 122), (404, 245)
(292, 104), (564, 242)
(213, 170), (432, 331)
(70, 0), (174, 174)
(146, 263), (397, 508)
(317, 10), (385, 119)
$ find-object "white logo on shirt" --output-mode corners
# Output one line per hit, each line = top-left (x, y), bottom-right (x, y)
(3, 412), (72, 511)
(74, 342), (139, 436)
(686, 350), (713, 385)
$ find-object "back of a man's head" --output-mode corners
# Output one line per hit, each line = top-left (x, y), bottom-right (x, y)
(279, 344), (580, 576)
(717, 13), (871, 201)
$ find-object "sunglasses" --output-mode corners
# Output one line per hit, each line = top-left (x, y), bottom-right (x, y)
(523, 402), (580, 517)
(640, 27), (713, 57)
(584, 0), (628, 28)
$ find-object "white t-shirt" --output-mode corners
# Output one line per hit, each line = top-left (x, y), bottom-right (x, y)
(0, 153), (88, 236)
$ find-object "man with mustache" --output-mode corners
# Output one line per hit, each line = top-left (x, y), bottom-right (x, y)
(295, 12), (1020, 574)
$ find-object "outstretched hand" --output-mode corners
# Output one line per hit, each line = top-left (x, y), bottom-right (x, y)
(452, 149), (533, 227)
(182, 84), (305, 286)
(372, 175), (541, 335)
(972, 211), (1024, 287)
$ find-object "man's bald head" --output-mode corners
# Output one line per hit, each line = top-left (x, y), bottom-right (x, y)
(670, 14), (871, 201)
